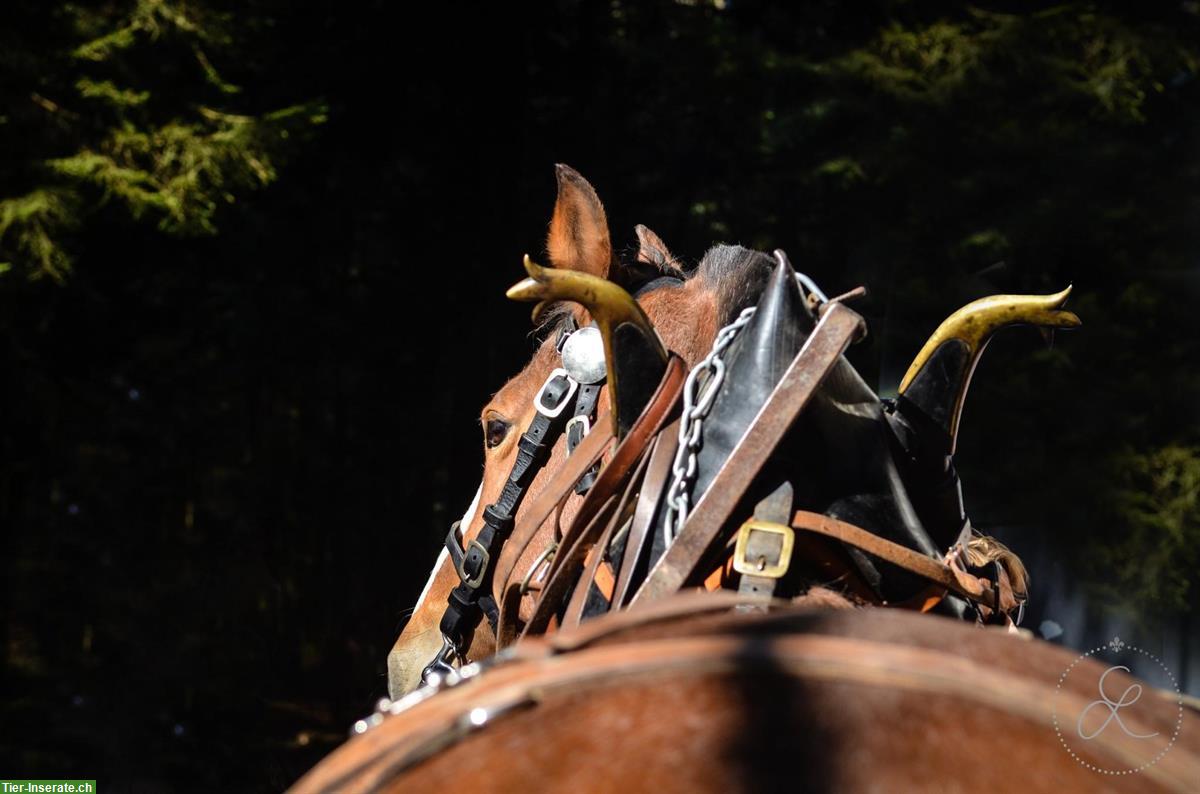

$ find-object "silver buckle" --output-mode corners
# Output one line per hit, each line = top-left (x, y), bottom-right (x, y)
(565, 414), (591, 441)
(534, 368), (578, 419)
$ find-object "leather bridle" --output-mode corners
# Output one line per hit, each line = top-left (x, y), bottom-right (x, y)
(423, 322), (603, 682)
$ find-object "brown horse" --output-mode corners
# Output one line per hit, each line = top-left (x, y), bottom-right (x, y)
(387, 165), (776, 696)
(294, 167), (1200, 793)
(387, 163), (1063, 697)
(303, 601), (1200, 793)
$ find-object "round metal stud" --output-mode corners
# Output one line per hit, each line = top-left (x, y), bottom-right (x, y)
(560, 326), (606, 384)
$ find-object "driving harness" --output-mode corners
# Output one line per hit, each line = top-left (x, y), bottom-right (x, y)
(424, 252), (1026, 681)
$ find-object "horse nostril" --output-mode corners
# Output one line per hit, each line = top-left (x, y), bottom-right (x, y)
(485, 418), (511, 449)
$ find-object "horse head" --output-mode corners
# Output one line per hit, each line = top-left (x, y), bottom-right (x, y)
(386, 165), (770, 696)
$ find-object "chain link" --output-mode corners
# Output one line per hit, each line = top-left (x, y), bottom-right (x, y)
(662, 305), (756, 546)
(661, 269), (828, 550)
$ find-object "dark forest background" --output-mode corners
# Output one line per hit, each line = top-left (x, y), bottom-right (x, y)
(2, 1), (1198, 791)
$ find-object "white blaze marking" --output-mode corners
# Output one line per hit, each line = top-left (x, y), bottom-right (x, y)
(414, 482), (483, 611)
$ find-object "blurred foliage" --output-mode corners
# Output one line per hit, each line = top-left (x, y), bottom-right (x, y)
(2, 1), (1198, 790)
(1094, 445), (1200, 613)
(0, 0), (324, 281)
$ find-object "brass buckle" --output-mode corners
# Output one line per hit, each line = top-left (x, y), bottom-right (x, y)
(733, 520), (795, 579)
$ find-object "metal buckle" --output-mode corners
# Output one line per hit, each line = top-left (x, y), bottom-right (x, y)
(457, 539), (490, 589)
(565, 414), (591, 442)
(421, 636), (458, 685)
(534, 368), (578, 419)
(518, 542), (557, 595)
(732, 520), (795, 579)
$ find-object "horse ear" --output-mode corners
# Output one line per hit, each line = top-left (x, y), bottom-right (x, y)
(635, 224), (681, 274)
(547, 164), (614, 278)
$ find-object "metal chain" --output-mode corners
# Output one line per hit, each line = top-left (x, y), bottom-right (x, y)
(661, 269), (828, 549)
(662, 305), (756, 546)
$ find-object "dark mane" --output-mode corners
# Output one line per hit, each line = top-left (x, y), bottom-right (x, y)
(696, 244), (776, 326)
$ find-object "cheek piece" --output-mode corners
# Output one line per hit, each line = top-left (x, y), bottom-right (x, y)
(422, 321), (605, 684)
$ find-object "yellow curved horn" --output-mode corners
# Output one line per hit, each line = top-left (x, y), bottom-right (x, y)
(508, 255), (667, 435)
(899, 286), (1081, 450)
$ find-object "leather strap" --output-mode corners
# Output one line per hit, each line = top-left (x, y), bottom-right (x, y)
(438, 371), (577, 651)
(735, 482), (793, 608)
(558, 494), (622, 630)
(546, 590), (782, 653)
(494, 414), (614, 598)
(568, 382), (603, 495)
(522, 356), (686, 638)
(562, 447), (653, 629)
(788, 510), (1014, 614)
(633, 303), (865, 605)
(493, 417), (615, 646)
(610, 426), (676, 609)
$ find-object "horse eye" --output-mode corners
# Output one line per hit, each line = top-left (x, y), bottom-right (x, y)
(485, 417), (511, 449)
